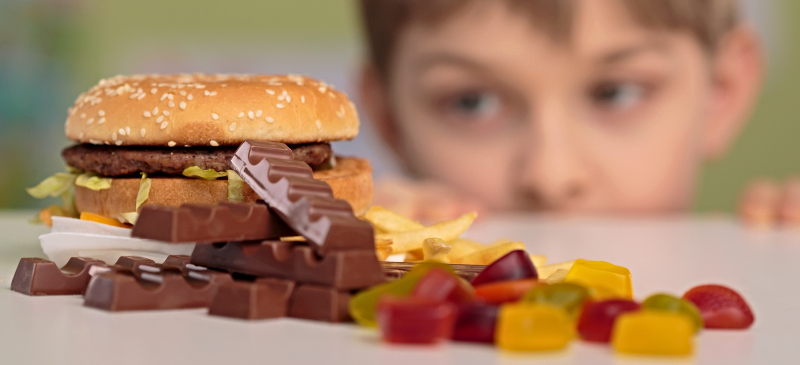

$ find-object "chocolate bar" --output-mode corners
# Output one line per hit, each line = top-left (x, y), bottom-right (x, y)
(84, 258), (232, 311)
(131, 202), (293, 243)
(11, 257), (106, 296)
(230, 140), (374, 254)
(381, 262), (486, 282)
(190, 241), (384, 290)
(208, 278), (295, 320)
(208, 280), (351, 322)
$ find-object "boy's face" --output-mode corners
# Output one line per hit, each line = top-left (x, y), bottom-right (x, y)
(380, 0), (725, 214)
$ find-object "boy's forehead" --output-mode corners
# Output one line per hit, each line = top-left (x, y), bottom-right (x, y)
(404, 1), (672, 64)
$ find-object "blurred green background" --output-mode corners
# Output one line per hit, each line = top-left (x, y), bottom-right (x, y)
(0, 0), (797, 213)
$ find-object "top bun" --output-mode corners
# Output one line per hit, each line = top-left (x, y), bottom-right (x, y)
(65, 74), (359, 147)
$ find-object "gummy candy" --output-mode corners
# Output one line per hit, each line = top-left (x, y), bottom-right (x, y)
(474, 279), (544, 305)
(576, 299), (641, 342)
(612, 311), (694, 356)
(642, 293), (703, 332)
(496, 304), (574, 351)
(471, 250), (537, 286)
(564, 259), (632, 299)
(452, 301), (499, 343)
(377, 296), (456, 344)
(411, 267), (474, 304)
(522, 282), (590, 318)
(682, 284), (754, 329)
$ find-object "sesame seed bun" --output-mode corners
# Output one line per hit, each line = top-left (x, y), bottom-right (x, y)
(65, 74), (359, 146)
(74, 157), (374, 219)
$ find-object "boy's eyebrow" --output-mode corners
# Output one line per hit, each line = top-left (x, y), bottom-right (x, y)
(598, 41), (670, 64)
(414, 53), (491, 74)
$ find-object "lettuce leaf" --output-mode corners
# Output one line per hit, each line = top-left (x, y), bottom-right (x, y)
(136, 172), (151, 211)
(227, 170), (244, 201)
(26, 172), (77, 198)
(120, 212), (139, 225)
(182, 166), (228, 180)
(75, 174), (113, 191)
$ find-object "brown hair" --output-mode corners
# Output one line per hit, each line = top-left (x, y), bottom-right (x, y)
(360, 0), (740, 78)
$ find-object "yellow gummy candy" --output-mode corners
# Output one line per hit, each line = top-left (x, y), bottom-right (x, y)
(612, 311), (694, 356)
(496, 304), (575, 352)
(564, 259), (633, 299)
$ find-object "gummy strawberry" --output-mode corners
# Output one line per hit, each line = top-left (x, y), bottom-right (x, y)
(682, 284), (754, 329)
(577, 299), (641, 342)
(471, 250), (537, 287)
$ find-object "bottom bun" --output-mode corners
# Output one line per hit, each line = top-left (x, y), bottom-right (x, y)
(75, 157), (373, 220)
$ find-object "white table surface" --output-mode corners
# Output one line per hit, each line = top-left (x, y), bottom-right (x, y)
(1, 210), (799, 365)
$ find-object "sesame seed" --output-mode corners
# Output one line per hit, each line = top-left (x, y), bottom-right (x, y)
(98, 110), (105, 116)
(286, 95), (291, 103)
(209, 91), (217, 96)
(119, 128), (126, 136)
(187, 94), (194, 100)
(115, 140), (123, 146)
(329, 92), (336, 99)
(179, 101), (186, 110)
(153, 107), (158, 115)
(163, 110), (170, 116)
(256, 110), (262, 117)
(265, 116), (275, 123)
(221, 84), (227, 87)
(266, 89), (275, 95)
(167, 94), (173, 100)
(161, 121), (168, 129)
(301, 96), (305, 104)
(210, 140), (219, 147)
(156, 115), (164, 123)
(248, 111), (254, 120)
(211, 113), (219, 120)
(98, 118), (106, 125)
(168, 141), (176, 147)
(137, 93), (145, 100)
(278, 95), (285, 101)
(112, 132), (118, 140)
(150, 88), (157, 94)
(169, 101), (176, 108)
(277, 104), (285, 109)
(89, 139), (102, 145)
(229, 123), (237, 131)
(79, 132), (84, 139)
(140, 129), (146, 137)
(316, 120), (321, 129)
(126, 126), (131, 135)
(144, 111), (151, 118)
(86, 118), (94, 125)
(204, 90), (210, 96)
(80, 113), (86, 119)
(180, 90), (187, 96)
(318, 86), (327, 93)
(238, 112), (245, 118)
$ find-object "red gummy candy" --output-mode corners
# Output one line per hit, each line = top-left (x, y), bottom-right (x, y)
(411, 268), (474, 304)
(377, 296), (456, 344)
(471, 250), (538, 287)
(474, 279), (544, 305)
(452, 301), (499, 343)
(576, 299), (641, 342)
(682, 284), (755, 329)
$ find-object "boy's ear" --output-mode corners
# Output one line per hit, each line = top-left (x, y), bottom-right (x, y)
(358, 64), (403, 156)
(704, 25), (765, 160)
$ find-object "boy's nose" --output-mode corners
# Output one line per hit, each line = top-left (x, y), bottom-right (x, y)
(516, 111), (590, 210)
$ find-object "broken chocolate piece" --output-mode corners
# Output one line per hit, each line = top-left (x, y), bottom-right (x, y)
(131, 202), (293, 243)
(288, 284), (351, 323)
(190, 241), (384, 290)
(10, 257), (106, 296)
(208, 278), (296, 320)
(83, 259), (232, 311)
(230, 140), (374, 254)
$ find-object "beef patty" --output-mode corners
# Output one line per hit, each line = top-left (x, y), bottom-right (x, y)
(62, 142), (332, 177)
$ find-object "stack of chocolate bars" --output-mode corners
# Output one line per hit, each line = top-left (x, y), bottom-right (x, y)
(11, 140), (385, 323)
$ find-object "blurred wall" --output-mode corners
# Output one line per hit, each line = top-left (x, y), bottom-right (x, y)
(0, 0), (797, 213)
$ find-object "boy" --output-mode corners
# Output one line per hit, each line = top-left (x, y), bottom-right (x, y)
(357, 0), (778, 223)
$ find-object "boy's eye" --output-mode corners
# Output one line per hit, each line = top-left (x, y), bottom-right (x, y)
(591, 82), (646, 110)
(449, 91), (501, 118)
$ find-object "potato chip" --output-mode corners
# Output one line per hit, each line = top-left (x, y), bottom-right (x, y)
(537, 260), (576, 279)
(545, 269), (569, 284)
(529, 254), (548, 269)
(452, 241), (526, 265)
(365, 206), (424, 233)
(422, 238), (451, 262)
(376, 212), (477, 253)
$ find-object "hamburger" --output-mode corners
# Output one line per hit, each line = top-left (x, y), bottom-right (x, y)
(30, 74), (373, 223)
